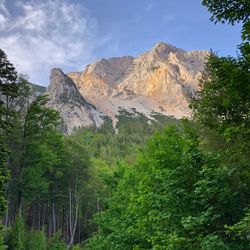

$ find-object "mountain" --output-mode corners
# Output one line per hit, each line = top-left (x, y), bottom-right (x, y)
(46, 69), (105, 134)
(46, 42), (208, 133)
(30, 83), (46, 96)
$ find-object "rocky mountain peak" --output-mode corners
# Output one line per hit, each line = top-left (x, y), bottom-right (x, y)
(45, 42), (209, 133)
(152, 42), (183, 53)
(48, 68), (77, 100)
(85, 56), (134, 86)
(46, 68), (105, 134)
(150, 42), (185, 60)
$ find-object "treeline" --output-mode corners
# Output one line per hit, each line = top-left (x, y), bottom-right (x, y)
(0, 50), (91, 248)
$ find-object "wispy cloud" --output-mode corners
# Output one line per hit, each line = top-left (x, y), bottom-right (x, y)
(0, 0), (9, 30)
(145, 2), (155, 13)
(0, 0), (97, 85)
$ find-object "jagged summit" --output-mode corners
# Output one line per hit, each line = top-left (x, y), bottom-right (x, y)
(151, 42), (186, 56)
(48, 68), (81, 100)
(85, 56), (134, 86)
(45, 42), (209, 133)
(46, 68), (105, 134)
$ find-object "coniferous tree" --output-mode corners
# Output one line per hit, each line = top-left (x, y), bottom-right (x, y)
(0, 49), (26, 248)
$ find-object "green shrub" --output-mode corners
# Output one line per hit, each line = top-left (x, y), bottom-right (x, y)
(26, 229), (46, 250)
(7, 214), (25, 250)
(47, 232), (67, 250)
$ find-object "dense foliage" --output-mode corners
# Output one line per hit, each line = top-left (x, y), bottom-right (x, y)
(87, 124), (249, 249)
(202, 0), (250, 40)
(190, 53), (250, 145)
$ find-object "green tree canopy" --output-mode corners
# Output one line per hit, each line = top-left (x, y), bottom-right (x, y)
(190, 53), (250, 142)
(87, 125), (250, 249)
(202, 0), (250, 40)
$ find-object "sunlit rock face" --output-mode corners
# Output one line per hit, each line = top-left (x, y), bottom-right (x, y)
(47, 43), (208, 133)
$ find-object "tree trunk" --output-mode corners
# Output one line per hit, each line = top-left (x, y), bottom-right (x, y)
(69, 188), (72, 237)
(52, 200), (56, 234)
(67, 182), (79, 249)
(67, 201), (79, 249)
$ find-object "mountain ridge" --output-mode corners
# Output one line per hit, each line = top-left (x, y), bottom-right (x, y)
(45, 42), (209, 133)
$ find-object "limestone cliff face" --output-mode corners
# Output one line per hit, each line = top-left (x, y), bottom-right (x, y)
(46, 68), (105, 134)
(45, 43), (208, 133)
(68, 42), (208, 124)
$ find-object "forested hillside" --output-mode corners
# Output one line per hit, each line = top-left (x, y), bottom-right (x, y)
(0, 0), (249, 249)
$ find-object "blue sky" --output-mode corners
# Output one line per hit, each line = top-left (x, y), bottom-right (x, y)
(0, 0), (242, 86)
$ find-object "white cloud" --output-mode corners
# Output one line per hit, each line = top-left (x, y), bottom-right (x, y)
(0, 0), (97, 85)
(0, 0), (9, 30)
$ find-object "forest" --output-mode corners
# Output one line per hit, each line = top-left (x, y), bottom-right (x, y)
(0, 0), (249, 249)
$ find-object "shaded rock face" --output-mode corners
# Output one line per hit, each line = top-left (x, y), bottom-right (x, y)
(46, 43), (208, 133)
(46, 69), (105, 134)
(30, 83), (46, 96)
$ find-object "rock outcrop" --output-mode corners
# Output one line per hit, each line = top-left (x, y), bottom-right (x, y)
(46, 68), (105, 134)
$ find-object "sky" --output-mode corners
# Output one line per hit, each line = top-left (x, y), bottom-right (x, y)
(0, 0), (242, 86)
